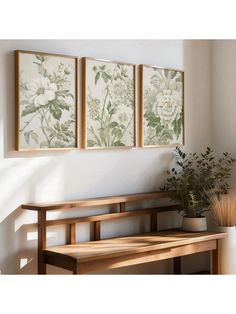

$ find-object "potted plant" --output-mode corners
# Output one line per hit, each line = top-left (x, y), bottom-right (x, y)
(163, 146), (235, 232)
(209, 192), (236, 274)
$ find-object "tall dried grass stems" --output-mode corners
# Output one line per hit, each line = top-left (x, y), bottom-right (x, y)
(209, 192), (236, 227)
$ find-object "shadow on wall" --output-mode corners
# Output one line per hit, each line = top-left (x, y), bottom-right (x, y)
(0, 206), (37, 274)
(0, 204), (71, 274)
(0, 156), (63, 274)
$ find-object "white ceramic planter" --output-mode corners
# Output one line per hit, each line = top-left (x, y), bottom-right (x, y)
(218, 226), (236, 274)
(182, 216), (207, 232)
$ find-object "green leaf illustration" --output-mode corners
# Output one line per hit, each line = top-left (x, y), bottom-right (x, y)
(109, 121), (119, 129)
(21, 105), (38, 117)
(36, 55), (45, 62)
(159, 129), (174, 144)
(145, 112), (161, 128)
(172, 117), (182, 139)
(37, 64), (47, 76)
(87, 140), (97, 147)
(24, 131), (30, 144)
(95, 72), (100, 84)
(113, 141), (125, 146)
(59, 102), (70, 111)
(24, 130), (39, 145)
(111, 128), (122, 139)
(50, 105), (62, 120)
(102, 72), (111, 83)
(31, 131), (39, 144)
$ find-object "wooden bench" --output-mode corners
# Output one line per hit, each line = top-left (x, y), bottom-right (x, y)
(22, 191), (226, 274)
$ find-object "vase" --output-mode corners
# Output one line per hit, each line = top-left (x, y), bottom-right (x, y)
(218, 226), (236, 274)
(182, 216), (207, 232)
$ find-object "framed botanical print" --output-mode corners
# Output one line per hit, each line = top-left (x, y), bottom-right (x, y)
(15, 50), (78, 151)
(140, 64), (184, 147)
(82, 57), (136, 149)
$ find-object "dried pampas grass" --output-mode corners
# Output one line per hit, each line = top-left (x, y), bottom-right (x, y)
(209, 192), (236, 227)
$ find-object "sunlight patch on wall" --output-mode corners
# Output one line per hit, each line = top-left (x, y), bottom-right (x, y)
(27, 231), (57, 241)
(34, 163), (64, 203)
(20, 258), (33, 269)
(0, 157), (54, 223)
(14, 211), (37, 232)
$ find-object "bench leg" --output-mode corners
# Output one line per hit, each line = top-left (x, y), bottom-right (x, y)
(73, 263), (78, 275)
(38, 252), (46, 274)
(173, 257), (181, 274)
(38, 210), (46, 274)
(211, 244), (219, 274)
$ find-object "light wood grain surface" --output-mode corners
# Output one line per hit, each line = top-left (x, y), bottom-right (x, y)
(22, 191), (173, 210)
(45, 230), (226, 263)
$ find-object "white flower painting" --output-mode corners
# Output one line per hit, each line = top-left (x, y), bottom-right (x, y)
(141, 65), (184, 147)
(15, 51), (77, 150)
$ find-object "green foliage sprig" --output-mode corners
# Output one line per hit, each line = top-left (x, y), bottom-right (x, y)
(87, 63), (134, 147)
(163, 146), (236, 218)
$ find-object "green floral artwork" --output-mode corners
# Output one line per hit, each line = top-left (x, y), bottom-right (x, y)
(142, 66), (184, 146)
(17, 51), (77, 149)
(84, 58), (135, 148)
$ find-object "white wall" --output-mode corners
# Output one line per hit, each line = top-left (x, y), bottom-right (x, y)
(212, 40), (236, 188)
(0, 40), (212, 274)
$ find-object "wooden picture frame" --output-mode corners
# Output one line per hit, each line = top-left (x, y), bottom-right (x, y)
(140, 64), (184, 148)
(15, 50), (78, 151)
(82, 57), (136, 149)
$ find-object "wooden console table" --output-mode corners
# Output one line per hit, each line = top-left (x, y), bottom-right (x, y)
(22, 191), (226, 274)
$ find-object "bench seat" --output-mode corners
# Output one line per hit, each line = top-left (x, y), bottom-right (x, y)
(22, 192), (227, 274)
(44, 230), (226, 274)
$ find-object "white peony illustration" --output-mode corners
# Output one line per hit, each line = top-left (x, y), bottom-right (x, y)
(155, 89), (182, 127)
(24, 76), (57, 107)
